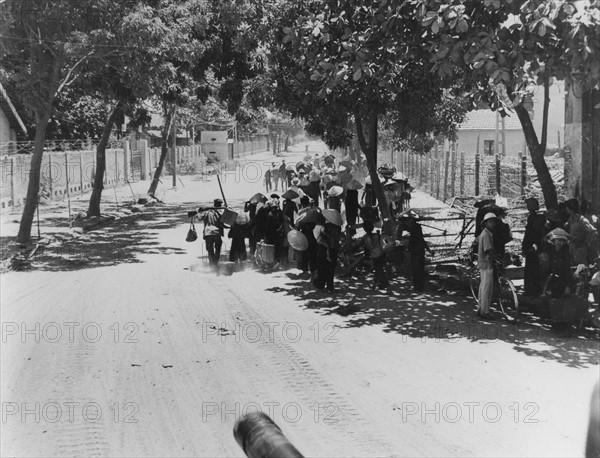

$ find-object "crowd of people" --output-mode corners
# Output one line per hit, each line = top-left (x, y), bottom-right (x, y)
(189, 150), (423, 294)
(473, 196), (599, 323)
(190, 149), (600, 322)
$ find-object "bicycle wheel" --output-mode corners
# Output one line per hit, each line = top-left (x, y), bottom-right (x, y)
(469, 269), (480, 303)
(498, 277), (519, 320)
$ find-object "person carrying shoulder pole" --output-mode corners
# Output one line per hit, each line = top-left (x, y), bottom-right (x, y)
(196, 198), (225, 272)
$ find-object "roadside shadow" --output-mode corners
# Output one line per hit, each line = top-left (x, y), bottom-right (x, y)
(4, 202), (195, 272)
(267, 271), (600, 368)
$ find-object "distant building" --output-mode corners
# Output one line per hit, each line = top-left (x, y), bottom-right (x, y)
(456, 110), (526, 157)
(530, 80), (565, 149)
(0, 82), (27, 154)
(200, 130), (233, 162)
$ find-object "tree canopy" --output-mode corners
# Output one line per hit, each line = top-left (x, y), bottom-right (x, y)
(412, 0), (600, 207)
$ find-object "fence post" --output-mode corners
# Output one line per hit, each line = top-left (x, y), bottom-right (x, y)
(139, 140), (149, 181)
(10, 157), (15, 205)
(495, 154), (501, 195)
(123, 142), (130, 183)
(450, 144), (457, 199)
(520, 153), (527, 196)
(443, 149), (450, 201)
(114, 146), (118, 183)
(430, 152), (435, 194)
(475, 153), (480, 196)
(79, 152), (83, 194)
(459, 151), (465, 196)
(64, 152), (71, 220)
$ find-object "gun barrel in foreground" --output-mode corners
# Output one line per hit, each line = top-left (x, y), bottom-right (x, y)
(233, 412), (304, 458)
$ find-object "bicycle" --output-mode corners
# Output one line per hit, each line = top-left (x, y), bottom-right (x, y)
(469, 258), (519, 321)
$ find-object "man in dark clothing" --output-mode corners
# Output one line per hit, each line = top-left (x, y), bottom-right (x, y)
(264, 167), (272, 192)
(345, 189), (360, 226)
(360, 221), (388, 289)
(279, 161), (288, 191)
(307, 170), (321, 206)
(228, 219), (248, 263)
(522, 197), (548, 296)
(361, 177), (377, 207)
(263, 195), (285, 265)
(314, 222), (341, 292)
(298, 214), (318, 279)
(197, 198), (225, 270)
(282, 198), (298, 222)
(245, 196), (267, 258)
(399, 212), (433, 291)
(545, 229), (572, 298)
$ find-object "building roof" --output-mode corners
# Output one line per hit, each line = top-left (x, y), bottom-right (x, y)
(0, 82), (27, 135)
(458, 110), (522, 131)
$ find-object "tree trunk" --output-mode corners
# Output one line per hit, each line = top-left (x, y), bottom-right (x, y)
(88, 101), (123, 216)
(15, 110), (52, 245)
(355, 110), (394, 235)
(514, 104), (558, 209)
(147, 103), (176, 196)
(271, 133), (277, 154)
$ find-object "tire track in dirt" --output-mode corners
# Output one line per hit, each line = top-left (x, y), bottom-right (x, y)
(207, 275), (398, 457)
(50, 283), (112, 458)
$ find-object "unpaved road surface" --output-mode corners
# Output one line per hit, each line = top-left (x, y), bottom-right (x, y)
(1, 142), (599, 457)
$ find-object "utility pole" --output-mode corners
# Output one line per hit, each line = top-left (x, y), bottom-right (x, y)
(494, 111), (499, 156)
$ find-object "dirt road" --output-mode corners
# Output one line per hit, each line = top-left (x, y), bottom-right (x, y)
(1, 142), (598, 457)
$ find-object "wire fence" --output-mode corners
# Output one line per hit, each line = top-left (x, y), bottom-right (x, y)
(396, 148), (565, 209)
(390, 149), (565, 263)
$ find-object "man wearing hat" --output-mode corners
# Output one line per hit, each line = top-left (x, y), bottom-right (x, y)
(307, 169), (321, 206)
(289, 178), (306, 205)
(522, 197), (548, 296)
(398, 211), (433, 291)
(544, 228), (572, 299)
(271, 163), (280, 191)
(278, 161), (288, 191)
(361, 175), (376, 207)
(263, 165), (272, 193)
(264, 194), (285, 267)
(197, 198), (225, 271)
(477, 212), (498, 319)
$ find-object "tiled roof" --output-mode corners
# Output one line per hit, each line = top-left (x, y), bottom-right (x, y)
(458, 110), (522, 131)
